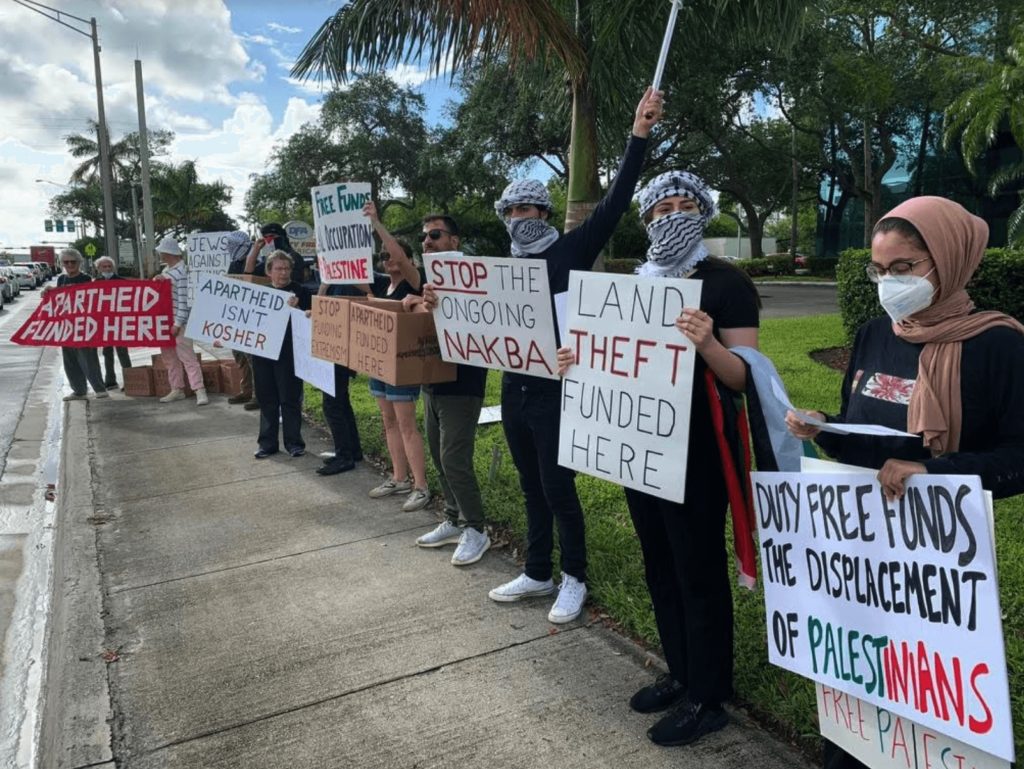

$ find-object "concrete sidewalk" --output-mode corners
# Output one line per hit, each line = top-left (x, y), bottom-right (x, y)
(43, 387), (813, 769)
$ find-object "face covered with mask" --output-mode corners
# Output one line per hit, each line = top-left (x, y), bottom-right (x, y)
(636, 171), (716, 278)
(494, 179), (560, 256)
(868, 232), (938, 324)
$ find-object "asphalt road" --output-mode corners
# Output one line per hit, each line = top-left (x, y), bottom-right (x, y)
(756, 282), (838, 318)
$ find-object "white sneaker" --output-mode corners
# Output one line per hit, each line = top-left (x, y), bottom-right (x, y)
(63, 393), (87, 402)
(195, 388), (209, 406)
(368, 479), (412, 498)
(93, 390), (109, 399)
(488, 573), (555, 603)
(402, 488), (431, 512)
(159, 389), (186, 403)
(548, 573), (588, 624)
(451, 527), (491, 566)
(416, 520), (462, 548)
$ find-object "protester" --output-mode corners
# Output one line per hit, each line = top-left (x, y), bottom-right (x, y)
(44, 248), (108, 401)
(313, 281), (364, 476)
(555, 170), (760, 745)
(93, 256), (133, 389)
(357, 201), (431, 511)
(404, 215), (491, 566)
(242, 222), (306, 285)
(252, 250), (312, 459)
(784, 196), (1024, 769)
(153, 236), (208, 406)
(423, 87), (661, 623)
(224, 231), (260, 409)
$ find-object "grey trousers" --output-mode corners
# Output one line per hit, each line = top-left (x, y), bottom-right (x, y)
(62, 347), (107, 395)
(102, 346), (133, 385)
(423, 391), (484, 529)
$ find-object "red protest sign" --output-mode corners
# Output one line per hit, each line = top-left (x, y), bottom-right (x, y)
(11, 280), (175, 348)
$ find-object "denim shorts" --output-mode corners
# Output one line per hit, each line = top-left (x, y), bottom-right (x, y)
(369, 378), (420, 402)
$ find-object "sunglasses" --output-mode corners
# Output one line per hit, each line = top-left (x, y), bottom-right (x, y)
(422, 229), (451, 241)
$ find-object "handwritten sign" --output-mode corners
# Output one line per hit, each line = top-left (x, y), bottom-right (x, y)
(289, 308), (334, 396)
(817, 684), (1010, 769)
(310, 295), (354, 366)
(311, 182), (373, 284)
(752, 470), (1013, 761)
(186, 231), (233, 305)
(184, 274), (290, 360)
(557, 272), (701, 502)
(11, 280), (173, 348)
(425, 251), (559, 379)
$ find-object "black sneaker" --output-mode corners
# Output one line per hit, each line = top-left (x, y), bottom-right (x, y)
(629, 674), (687, 713)
(647, 700), (728, 747)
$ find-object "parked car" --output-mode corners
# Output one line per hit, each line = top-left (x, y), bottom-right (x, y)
(0, 266), (21, 298)
(0, 278), (6, 310)
(15, 262), (44, 286)
(11, 265), (36, 290)
(31, 261), (53, 280)
(0, 272), (14, 303)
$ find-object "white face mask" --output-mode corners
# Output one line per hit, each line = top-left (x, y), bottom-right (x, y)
(877, 270), (935, 323)
(100, 270), (115, 279)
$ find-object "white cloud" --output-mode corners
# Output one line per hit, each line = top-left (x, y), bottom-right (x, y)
(241, 33), (275, 46)
(267, 22), (301, 34)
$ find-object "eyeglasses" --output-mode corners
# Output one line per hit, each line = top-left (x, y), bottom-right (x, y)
(422, 229), (451, 241)
(61, 261), (77, 265)
(865, 257), (932, 283)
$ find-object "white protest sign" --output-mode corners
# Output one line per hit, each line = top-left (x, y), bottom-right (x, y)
(752, 470), (1013, 761)
(289, 308), (335, 396)
(185, 274), (291, 360)
(817, 683), (1010, 769)
(311, 182), (373, 284)
(186, 231), (233, 305)
(424, 251), (559, 379)
(557, 272), (701, 502)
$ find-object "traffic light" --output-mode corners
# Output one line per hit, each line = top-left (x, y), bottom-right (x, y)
(44, 219), (53, 232)
(55, 220), (64, 232)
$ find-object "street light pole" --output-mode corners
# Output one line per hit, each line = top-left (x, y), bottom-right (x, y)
(13, 1), (118, 264)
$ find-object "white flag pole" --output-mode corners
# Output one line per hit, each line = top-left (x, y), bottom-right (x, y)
(651, 0), (684, 92)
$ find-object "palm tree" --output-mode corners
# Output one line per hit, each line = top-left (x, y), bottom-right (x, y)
(944, 27), (1024, 244)
(291, 0), (806, 231)
(151, 161), (233, 237)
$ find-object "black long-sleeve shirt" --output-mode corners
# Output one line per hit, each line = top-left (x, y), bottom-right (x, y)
(504, 134), (649, 390)
(815, 316), (1024, 499)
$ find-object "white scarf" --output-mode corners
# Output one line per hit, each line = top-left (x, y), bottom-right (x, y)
(637, 211), (709, 278)
(507, 217), (560, 256)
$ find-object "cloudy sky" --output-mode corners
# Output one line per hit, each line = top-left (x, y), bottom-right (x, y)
(0, 0), (453, 252)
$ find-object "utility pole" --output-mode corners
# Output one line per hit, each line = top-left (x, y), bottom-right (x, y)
(13, 2), (118, 263)
(135, 59), (156, 278)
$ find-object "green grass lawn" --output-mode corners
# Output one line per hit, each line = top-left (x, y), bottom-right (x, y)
(303, 312), (1022, 759)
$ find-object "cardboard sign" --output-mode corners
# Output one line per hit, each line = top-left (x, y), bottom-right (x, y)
(289, 308), (334, 396)
(186, 231), (234, 305)
(11, 280), (174, 348)
(557, 272), (701, 502)
(752, 470), (1013, 761)
(817, 684), (1010, 769)
(347, 298), (456, 386)
(311, 182), (373, 284)
(310, 295), (356, 366)
(184, 274), (291, 360)
(424, 252), (559, 379)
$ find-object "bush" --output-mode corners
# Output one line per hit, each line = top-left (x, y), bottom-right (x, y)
(806, 255), (839, 278)
(604, 257), (641, 274)
(837, 247), (1024, 342)
(735, 254), (796, 278)
(735, 258), (768, 276)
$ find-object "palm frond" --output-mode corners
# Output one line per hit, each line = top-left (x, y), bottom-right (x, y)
(988, 161), (1024, 195)
(1007, 203), (1024, 246)
(292, 0), (586, 85)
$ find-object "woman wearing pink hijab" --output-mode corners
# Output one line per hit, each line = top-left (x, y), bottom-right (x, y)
(786, 196), (1024, 768)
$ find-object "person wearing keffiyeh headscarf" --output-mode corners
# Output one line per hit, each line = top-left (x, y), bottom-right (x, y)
(785, 197), (1024, 768)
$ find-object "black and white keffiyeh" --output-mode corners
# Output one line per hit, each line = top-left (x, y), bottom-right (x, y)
(494, 179), (553, 218)
(495, 179), (559, 256)
(636, 171), (716, 278)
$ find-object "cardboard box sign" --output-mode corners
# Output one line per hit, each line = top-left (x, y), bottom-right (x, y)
(219, 360), (245, 396)
(122, 365), (154, 397)
(310, 295), (368, 366)
(347, 299), (457, 386)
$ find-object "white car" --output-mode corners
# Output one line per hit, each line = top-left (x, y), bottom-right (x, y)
(0, 267), (18, 301)
(14, 262), (43, 286)
(11, 266), (36, 290)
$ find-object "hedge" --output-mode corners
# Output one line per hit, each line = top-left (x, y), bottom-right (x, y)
(837, 247), (1024, 342)
(735, 254), (796, 277)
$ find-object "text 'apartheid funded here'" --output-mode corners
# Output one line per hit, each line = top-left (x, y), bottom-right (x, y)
(558, 272), (702, 504)
(753, 470), (1013, 762)
(424, 252), (560, 379)
(11, 280), (174, 347)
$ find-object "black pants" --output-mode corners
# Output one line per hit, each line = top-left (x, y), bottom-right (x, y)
(322, 366), (361, 462)
(501, 377), (586, 583)
(252, 350), (304, 453)
(102, 346), (132, 386)
(624, 442), (733, 707)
